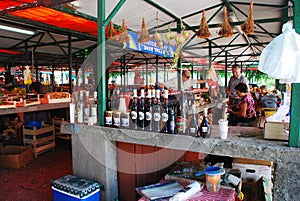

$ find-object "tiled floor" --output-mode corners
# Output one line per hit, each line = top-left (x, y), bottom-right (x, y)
(0, 140), (72, 201)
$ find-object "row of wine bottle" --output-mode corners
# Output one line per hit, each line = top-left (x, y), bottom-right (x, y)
(105, 88), (211, 138)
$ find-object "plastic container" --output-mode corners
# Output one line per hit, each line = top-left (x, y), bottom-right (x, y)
(51, 175), (103, 201)
(204, 166), (225, 192)
(27, 121), (42, 130)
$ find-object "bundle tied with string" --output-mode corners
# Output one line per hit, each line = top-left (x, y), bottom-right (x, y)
(117, 19), (130, 44)
(138, 18), (150, 44)
(197, 10), (211, 38)
(241, 2), (254, 35)
(218, 6), (233, 37)
(106, 21), (116, 39)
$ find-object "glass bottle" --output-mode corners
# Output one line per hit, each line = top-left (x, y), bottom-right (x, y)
(153, 89), (161, 133)
(138, 89), (146, 130)
(77, 90), (84, 123)
(130, 89), (138, 130)
(105, 91), (113, 127)
(189, 104), (198, 136)
(145, 91), (153, 131)
(161, 90), (169, 133)
(168, 109), (175, 134)
(83, 91), (90, 124)
(197, 108), (210, 138)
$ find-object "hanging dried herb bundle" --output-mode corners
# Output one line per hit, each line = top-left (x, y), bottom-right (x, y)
(241, 2), (254, 35)
(138, 18), (150, 44)
(197, 10), (211, 38)
(117, 19), (130, 44)
(218, 7), (233, 37)
(106, 21), (116, 39)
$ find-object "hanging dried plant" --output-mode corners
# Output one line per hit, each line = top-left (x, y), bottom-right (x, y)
(138, 18), (150, 44)
(106, 21), (116, 39)
(117, 19), (130, 44)
(241, 2), (254, 35)
(218, 7), (233, 37)
(197, 10), (211, 38)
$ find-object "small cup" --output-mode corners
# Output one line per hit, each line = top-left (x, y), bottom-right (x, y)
(218, 119), (228, 139)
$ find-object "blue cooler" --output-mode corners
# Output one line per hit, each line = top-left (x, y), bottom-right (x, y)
(51, 175), (103, 201)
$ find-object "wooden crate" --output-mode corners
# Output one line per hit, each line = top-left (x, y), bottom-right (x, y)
(264, 121), (289, 141)
(52, 118), (71, 140)
(23, 123), (55, 158)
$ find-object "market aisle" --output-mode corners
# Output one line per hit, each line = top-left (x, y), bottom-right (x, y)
(0, 141), (72, 201)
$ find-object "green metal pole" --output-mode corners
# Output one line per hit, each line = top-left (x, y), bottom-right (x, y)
(97, 0), (106, 126)
(289, 0), (300, 147)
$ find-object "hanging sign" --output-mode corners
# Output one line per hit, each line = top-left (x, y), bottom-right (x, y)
(125, 31), (176, 58)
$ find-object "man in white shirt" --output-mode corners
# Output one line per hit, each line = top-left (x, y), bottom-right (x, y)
(163, 70), (206, 90)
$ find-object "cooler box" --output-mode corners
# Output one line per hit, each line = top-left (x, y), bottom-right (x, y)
(51, 175), (103, 201)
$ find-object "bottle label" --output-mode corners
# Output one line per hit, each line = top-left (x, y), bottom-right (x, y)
(84, 108), (89, 123)
(139, 111), (145, 120)
(131, 111), (137, 120)
(169, 121), (175, 131)
(113, 118), (120, 127)
(202, 126), (208, 132)
(153, 113), (161, 121)
(161, 113), (168, 122)
(105, 117), (112, 125)
(145, 112), (152, 121)
(189, 127), (196, 134)
(121, 118), (129, 127)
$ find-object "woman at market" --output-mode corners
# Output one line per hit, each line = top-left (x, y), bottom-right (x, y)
(227, 82), (256, 126)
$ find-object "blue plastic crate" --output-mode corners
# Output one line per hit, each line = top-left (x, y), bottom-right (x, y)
(51, 175), (103, 201)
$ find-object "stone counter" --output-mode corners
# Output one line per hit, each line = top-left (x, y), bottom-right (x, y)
(61, 123), (300, 201)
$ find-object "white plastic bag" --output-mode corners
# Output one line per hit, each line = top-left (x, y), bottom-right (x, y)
(207, 65), (218, 86)
(258, 22), (300, 82)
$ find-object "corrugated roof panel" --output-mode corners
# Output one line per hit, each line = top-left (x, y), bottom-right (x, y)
(10, 6), (98, 36)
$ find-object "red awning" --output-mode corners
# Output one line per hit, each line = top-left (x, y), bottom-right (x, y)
(10, 6), (98, 36)
(0, 0), (35, 11)
(0, 49), (23, 54)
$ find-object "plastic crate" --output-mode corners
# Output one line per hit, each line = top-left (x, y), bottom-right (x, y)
(51, 175), (103, 201)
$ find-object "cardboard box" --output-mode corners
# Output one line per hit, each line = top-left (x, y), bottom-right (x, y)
(0, 146), (33, 169)
(250, 176), (273, 201)
(264, 121), (289, 141)
(232, 158), (273, 184)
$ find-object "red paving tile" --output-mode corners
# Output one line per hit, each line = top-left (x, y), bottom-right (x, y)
(0, 146), (72, 201)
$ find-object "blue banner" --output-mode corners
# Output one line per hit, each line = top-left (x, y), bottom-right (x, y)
(126, 31), (176, 58)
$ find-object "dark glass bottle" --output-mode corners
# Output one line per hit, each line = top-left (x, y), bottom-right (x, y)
(161, 90), (169, 133)
(153, 89), (161, 133)
(197, 108), (211, 138)
(168, 109), (175, 134)
(138, 89), (146, 130)
(189, 104), (198, 136)
(105, 91), (113, 127)
(145, 91), (153, 131)
(130, 89), (138, 129)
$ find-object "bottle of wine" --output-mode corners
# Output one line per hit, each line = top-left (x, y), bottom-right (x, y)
(77, 90), (84, 123)
(153, 89), (161, 132)
(189, 104), (198, 136)
(138, 89), (146, 130)
(197, 108), (210, 138)
(161, 90), (169, 133)
(168, 109), (175, 134)
(105, 91), (113, 127)
(145, 91), (153, 131)
(83, 91), (90, 124)
(130, 89), (138, 130)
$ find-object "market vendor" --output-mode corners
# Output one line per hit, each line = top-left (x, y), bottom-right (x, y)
(227, 82), (256, 126)
(161, 70), (206, 90)
(226, 64), (249, 106)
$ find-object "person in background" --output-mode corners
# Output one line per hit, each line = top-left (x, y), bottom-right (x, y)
(134, 71), (144, 85)
(226, 64), (249, 105)
(227, 82), (256, 126)
(162, 70), (206, 90)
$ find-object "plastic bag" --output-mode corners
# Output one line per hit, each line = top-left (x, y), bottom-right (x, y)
(207, 65), (218, 86)
(258, 22), (300, 82)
